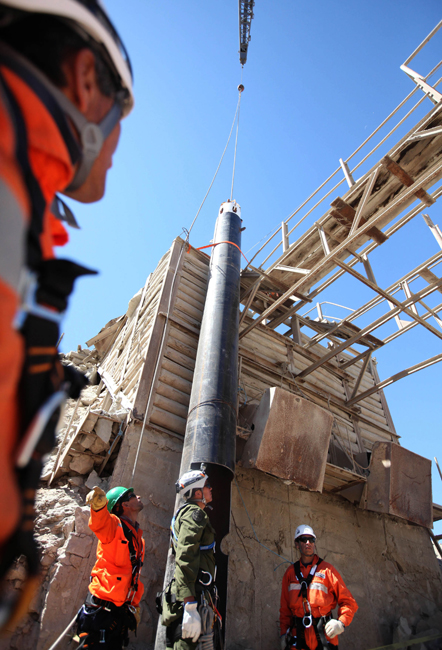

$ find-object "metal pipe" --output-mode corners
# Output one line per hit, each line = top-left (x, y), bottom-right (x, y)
(181, 200), (242, 473)
(154, 200), (242, 649)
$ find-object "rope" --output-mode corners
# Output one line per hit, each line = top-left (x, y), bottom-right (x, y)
(187, 92), (241, 238)
(46, 611), (78, 650)
(190, 240), (250, 265)
(230, 85), (243, 200)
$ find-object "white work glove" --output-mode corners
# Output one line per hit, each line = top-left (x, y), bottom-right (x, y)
(325, 619), (345, 639)
(182, 602), (201, 642)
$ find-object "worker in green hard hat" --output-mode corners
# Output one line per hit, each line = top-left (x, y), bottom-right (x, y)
(75, 485), (145, 649)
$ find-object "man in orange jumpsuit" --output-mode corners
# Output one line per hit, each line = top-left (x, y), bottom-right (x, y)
(0, 0), (134, 626)
(279, 525), (358, 650)
(77, 485), (145, 649)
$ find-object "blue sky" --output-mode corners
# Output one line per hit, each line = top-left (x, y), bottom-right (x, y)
(60, 1), (442, 530)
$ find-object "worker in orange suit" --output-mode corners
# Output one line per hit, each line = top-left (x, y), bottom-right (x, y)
(279, 525), (358, 650)
(77, 486), (145, 649)
(0, 0), (134, 628)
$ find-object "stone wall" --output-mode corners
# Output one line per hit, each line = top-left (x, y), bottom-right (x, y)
(226, 467), (442, 650)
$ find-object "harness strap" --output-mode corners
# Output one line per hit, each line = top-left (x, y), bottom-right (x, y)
(293, 558), (323, 597)
(293, 614), (334, 650)
(120, 519), (143, 601)
(0, 44), (80, 167)
(0, 69), (46, 269)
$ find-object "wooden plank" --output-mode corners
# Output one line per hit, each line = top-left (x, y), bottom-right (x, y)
(330, 197), (388, 245)
(149, 405), (186, 435)
(156, 379), (190, 408)
(176, 286), (206, 312)
(168, 323), (199, 350)
(383, 155), (435, 206)
(162, 357), (194, 383)
(153, 392), (189, 420)
(164, 346), (196, 372)
(167, 333), (197, 361)
(174, 296), (203, 321)
(158, 367), (193, 395)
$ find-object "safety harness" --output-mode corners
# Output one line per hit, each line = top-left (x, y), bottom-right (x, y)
(0, 48), (93, 629)
(76, 518), (142, 647)
(289, 559), (334, 650)
(119, 517), (144, 604)
(170, 503), (216, 553)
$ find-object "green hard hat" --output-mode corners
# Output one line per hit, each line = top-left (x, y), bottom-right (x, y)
(106, 486), (134, 513)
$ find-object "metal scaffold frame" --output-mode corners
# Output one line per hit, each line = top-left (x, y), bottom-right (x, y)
(239, 23), (442, 408)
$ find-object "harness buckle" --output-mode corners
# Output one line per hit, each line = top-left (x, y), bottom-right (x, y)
(302, 614), (313, 628)
(14, 269), (64, 329)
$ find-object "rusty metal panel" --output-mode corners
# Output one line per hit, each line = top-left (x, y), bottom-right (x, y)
(364, 442), (391, 515)
(365, 442), (432, 528)
(389, 443), (432, 527)
(240, 387), (333, 492)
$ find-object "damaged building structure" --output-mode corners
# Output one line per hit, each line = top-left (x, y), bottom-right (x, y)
(3, 22), (442, 650)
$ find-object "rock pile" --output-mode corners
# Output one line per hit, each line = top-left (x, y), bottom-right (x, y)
(0, 476), (109, 650)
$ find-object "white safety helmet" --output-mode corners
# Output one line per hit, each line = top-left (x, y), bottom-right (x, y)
(0, 0), (133, 114)
(175, 470), (208, 500)
(0, 0), (134, 192)
(294, 525), (316, 541)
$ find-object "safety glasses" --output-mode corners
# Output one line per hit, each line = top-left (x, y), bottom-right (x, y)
(297, 536), (315, 544)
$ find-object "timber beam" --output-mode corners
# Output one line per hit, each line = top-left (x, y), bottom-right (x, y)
(382, 155), (435, 206)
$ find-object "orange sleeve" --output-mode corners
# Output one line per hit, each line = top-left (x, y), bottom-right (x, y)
(89, 506), (119, 544)
(329, 567), (358, 627)
(279, 565), (294, 635)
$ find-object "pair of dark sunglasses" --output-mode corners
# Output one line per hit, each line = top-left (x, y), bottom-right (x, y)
(119, 492), (135, 504)
(297, 536), (315, 544)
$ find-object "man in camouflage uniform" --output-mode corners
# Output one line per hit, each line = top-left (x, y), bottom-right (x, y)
(161, 469), (220, 649)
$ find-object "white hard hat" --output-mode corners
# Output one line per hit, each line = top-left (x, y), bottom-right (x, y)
(175, 470), (208, 500)
(294, 525), (316, 541)
(0, 0), (134, 115)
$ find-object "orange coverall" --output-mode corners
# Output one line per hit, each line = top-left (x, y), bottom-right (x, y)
(0, 62), (72, 545)
(89, 506), (145, 607)
(279, 554), (358, 649)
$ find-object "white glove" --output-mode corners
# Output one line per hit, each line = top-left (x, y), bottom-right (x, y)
(280, 633), (287, 650)
(325, 619), (345, 639)
(182, 602), (201, 642)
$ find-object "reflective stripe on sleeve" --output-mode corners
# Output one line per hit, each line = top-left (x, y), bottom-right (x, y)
(0, 176), (25, 292)
(289, 583), (301, 591)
